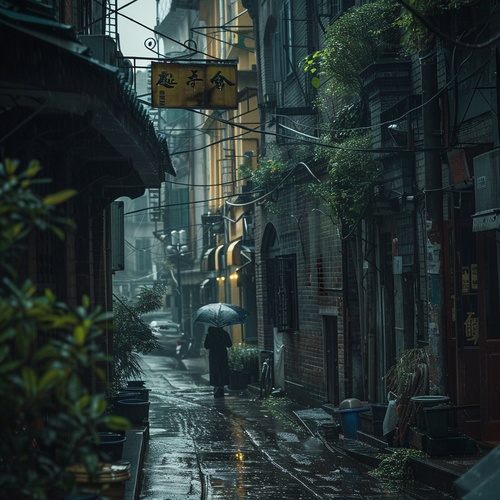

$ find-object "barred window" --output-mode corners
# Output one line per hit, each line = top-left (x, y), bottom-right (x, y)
(267, 255), (298, 331)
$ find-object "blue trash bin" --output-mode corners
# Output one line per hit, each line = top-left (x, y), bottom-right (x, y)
(338, 407), (370, 439)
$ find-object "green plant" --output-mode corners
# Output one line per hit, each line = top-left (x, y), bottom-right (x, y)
(252, 159), (288, 192)
(239, 157), (290, 213)
(0, 159), (130, 499)
(309, 133), (381, 225)
(304, 0), (400, 109)
(369, 448), (427, 481)
(302, 2), (395, 226)
(395, 0), (476, 55)
(228, 343), (259, 375)
(384, 347), (430, 446)
(112, 285), (166, 389)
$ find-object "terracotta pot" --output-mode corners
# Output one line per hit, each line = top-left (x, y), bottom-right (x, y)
(67, 462), (130, 499)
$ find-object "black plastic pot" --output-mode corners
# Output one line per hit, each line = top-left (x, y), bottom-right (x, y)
(126, 380), (146, 388)
(115, 399), (150, 425)
(228, 370), (250, 390)
(107, 391), (141, 413)
(119, 387), (151, 401)
(92, 432), (126, 462)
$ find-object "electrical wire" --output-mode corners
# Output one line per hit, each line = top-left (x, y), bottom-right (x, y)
(188, 108), (447, 154)
(116, 9), (218, 60)
(226, 161), (321, 208)
(124, 156), (339, 216)
(395, 0), (500, 50)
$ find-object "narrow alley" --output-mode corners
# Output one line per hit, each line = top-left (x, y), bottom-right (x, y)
(137, 352), (453, 499)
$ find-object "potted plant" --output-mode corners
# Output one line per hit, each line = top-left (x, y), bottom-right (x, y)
(227, 343), (260, 390)
(111, 285), (167, 391)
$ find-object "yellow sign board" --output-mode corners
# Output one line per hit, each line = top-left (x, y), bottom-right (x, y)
(151, 61), (238, 109)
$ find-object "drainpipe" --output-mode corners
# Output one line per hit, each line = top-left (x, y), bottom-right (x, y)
(342, 222), (351, 401)
(421, 53), (445, 394)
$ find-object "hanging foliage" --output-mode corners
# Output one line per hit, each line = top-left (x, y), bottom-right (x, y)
(302, 1), (398, 225)
(395, 0), (477, 54)
(308, 134), (381, 226)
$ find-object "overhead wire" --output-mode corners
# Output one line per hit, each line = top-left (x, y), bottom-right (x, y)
(115, 0), (498, 219)
(395, 0), (500, 50)
(91, 0), (497, 156)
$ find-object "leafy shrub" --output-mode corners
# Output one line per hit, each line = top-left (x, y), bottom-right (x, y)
(112, 285), (165, 389)
(228, 343), (260, 377)
(0, 159), (129, 499)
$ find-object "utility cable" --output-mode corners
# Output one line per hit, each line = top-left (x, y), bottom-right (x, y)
(395, 0), (500, 50)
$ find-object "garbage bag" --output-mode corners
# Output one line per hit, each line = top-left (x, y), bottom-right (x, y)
(383, 391), (398, 436)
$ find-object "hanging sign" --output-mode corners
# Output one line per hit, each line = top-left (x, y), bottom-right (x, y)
(151, 60), (238, 109)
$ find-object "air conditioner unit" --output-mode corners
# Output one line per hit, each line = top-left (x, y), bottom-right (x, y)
(472, 148), (500, 232)
(474, 149), (500, 212)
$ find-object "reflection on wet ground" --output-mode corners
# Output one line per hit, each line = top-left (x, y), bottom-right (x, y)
(139, 354), (453, 499)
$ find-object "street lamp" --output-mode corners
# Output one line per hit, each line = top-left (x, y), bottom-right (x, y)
(166, 229), (189, 328)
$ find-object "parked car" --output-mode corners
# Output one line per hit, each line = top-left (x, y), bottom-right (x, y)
(140, 313), (181, 356)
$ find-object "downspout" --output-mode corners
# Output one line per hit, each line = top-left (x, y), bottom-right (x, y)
(342, 223), (351, 401)
(421, 52), (446, 394)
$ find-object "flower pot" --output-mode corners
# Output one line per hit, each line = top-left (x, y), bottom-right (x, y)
(126, 380), (145, 388)
(228, 370), (249, 390)
(67, 462), (130, 500)
(115, 399), (150, 425)
(410, 395), (450, 432)
(370, 403), (388, 422)
(92, 432), (126, 462)
(108, 391), (141, 404)
(119, 387), (151, 401)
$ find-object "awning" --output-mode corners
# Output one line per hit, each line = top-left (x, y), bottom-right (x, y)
(0, 7), (175, 186)
(215, 245), (225, 271)
(200, 247), (216, 272)
(236, 247), (254, 275)
(226, 239), (242, 266)
(236, 260), (253, 273)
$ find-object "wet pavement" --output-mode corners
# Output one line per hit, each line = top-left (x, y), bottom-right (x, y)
(137, 352), (454, 499)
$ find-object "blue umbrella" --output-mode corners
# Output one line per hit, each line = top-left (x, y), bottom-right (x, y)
(192, 302), (248, 328)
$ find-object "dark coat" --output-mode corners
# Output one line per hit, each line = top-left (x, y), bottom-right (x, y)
(204, 327), (232, 387)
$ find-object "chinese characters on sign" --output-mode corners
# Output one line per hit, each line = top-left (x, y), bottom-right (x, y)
(151, 61), (238, 109)
(464, 311), (479, 345)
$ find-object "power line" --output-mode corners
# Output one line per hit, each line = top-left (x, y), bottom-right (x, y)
(396, 0), (500, 50)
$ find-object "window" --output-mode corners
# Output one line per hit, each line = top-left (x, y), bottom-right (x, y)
(267, 255), (298, 331)
(272, 0), (293, 81)
(133, 195), (147, 223)
(135, 238), (152, 272)
(165, 187), (189, 230)
(319, 1), (355, 23)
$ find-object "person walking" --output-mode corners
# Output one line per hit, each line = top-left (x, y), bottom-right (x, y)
(204, 326), (232, 397)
